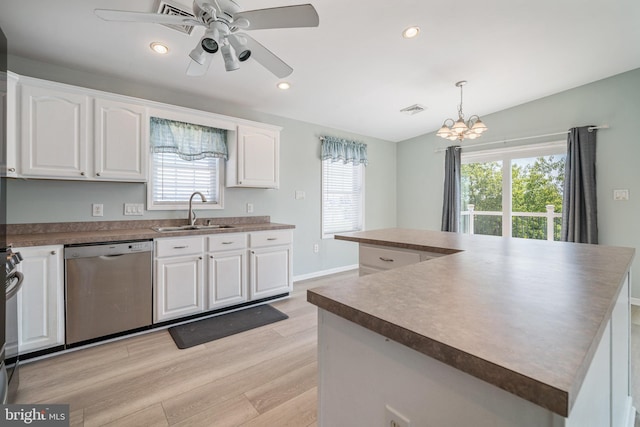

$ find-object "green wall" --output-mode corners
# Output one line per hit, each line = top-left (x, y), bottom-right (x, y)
(6, 56), (397, 278)
(397, 68), (640, 296)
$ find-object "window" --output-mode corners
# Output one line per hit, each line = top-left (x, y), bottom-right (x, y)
(322, 159), (365, 238)
(147, 116), (227, 210)
(461, 141), (566, 241)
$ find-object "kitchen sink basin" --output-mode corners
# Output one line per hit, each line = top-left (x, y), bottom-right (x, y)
(152, 224), (235, 232)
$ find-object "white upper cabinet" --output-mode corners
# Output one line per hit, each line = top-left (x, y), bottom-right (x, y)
(11, 73), (281, 184)
(2, 72), (19, 177)
(94, 98), (148, 181)
(21, 83), (90, 179)
(18, 77), (148, 182)
(227, 124), (280, 189)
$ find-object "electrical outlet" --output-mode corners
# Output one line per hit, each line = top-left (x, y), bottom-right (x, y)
(92, 203), (104, 217)
(385, 405), (411, 427)
(247, 203), (254, 213)
(295, 190), (306, 200)
(313, 243), (319, 253)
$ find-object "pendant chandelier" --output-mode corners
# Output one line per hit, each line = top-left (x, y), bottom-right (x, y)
(436, 80), (487, 141)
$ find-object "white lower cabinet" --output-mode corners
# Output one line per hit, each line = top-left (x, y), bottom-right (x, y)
(208, 249), (247, 309)
(155, 230), (292, 323)
(249, 230), (293, 300)
(154, 237), (205, 323)
(207, 233), (248, 310)
(15, 245), (65, 354)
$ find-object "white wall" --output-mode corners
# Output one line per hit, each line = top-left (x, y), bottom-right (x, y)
(397, 68), (640, 297)
(6, 55), (397, 278)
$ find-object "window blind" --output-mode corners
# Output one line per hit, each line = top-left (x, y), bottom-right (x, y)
(151, 151), (219, 205)
(322, 159), (364, 236)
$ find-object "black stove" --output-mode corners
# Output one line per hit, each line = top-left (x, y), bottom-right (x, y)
(3, 246), (23, 404)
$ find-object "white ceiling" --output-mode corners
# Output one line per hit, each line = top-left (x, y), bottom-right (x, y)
(2, 0), (639, 142)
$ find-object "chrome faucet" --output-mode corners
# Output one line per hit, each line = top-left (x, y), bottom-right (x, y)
(188, 191), (207, 226)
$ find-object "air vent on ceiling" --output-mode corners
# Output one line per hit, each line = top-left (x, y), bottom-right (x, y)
(157, 0), (196, 35)
(400, 104), (426, 115)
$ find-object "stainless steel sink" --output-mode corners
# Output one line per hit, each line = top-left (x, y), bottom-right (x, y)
(152, 224), (234, 232)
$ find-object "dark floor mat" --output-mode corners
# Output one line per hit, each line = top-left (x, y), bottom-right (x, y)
(168, 304), (289, 349)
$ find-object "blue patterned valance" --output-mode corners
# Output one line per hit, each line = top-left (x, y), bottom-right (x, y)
(150, 117), (228, 161)
(320, 136), (368, 166)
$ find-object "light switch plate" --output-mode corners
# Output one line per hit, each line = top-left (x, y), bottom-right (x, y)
(124, 203), (144, 216)
(613, 189), (629, 201)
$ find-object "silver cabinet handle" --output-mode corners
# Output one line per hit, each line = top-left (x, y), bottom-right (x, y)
(8, 167), (15, 172)
(51, 250), (57, 255)
(96, 172), (101, 177)
(210, 255), (214, 259)
(222, 241), (234, 245)
(173, 245), (188, 249)
(267, 237), (277, 241)
(80, 172), (86, 176)
(379, 257), (394, 262)
(199, 256), (202, 260)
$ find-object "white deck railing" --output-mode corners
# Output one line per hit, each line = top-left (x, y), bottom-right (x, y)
(461, 204), (561, 241)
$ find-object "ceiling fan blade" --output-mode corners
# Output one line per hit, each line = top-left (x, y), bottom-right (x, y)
(234, 4), (319, 30)
(94, 9), (203, 27)
(238, 33), (293, 78)
(186, 55), (213, 76)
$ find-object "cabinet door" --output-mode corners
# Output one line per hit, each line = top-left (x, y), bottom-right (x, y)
(21, 84), (89, 178)
(15, 245), (65, 354)
(249, 245), (292, 300)
(235, 125), (279, 188)
(94, 98), (148, 181)
(208, 249), (247, 309)
(1, 73), (18, 177)
(154, 256), (204, 323)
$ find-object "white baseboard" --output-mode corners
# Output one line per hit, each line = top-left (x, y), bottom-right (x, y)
(631, 297), (640, 306)
(293, 264), (358, 282)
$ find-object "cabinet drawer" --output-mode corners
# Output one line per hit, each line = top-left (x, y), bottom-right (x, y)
(249, 230), (293, 248)
(208, 233), (247, 252)
(155, 236), (204, 258)
(359, 245), (421, 270)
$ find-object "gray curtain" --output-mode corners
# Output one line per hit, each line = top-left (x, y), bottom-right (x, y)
(441, 146), (461, 232)
(561, 126), (598, 243)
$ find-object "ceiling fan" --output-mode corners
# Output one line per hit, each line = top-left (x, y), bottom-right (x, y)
(94, 0), (319, 78)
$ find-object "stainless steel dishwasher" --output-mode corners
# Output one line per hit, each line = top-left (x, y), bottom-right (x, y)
(64, 240), (153, 345)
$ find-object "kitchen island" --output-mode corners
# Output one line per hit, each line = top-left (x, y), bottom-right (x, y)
(307, 228), (635, 427)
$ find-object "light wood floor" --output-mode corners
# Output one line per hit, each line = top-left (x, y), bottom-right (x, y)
(16, 271), (359, 427)
(17, 273), (640, 426)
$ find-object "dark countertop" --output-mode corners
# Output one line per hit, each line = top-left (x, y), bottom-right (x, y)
(307, 228), (635, 417)
(6, 216), (294, 247)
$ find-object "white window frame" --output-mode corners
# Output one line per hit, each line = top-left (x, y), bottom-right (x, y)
(146, 107), (235, 211)
(461, 140), (566, 237)
(321, 159), (365, 239)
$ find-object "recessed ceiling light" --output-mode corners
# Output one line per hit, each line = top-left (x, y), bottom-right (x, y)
(150, 42), (169, 54)
(402, 26), (420, 39)
(277, 82), (291, 90)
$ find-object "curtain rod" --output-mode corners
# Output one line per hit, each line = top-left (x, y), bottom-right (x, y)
(434, 125), (609, 153)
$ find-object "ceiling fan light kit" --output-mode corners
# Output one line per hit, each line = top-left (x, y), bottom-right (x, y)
(95, 0), (319, 78)
(436, 80), (488, 141)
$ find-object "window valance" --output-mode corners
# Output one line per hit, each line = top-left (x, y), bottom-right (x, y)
(320, 136), (368, 166)
(150, 117), (228, 161)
